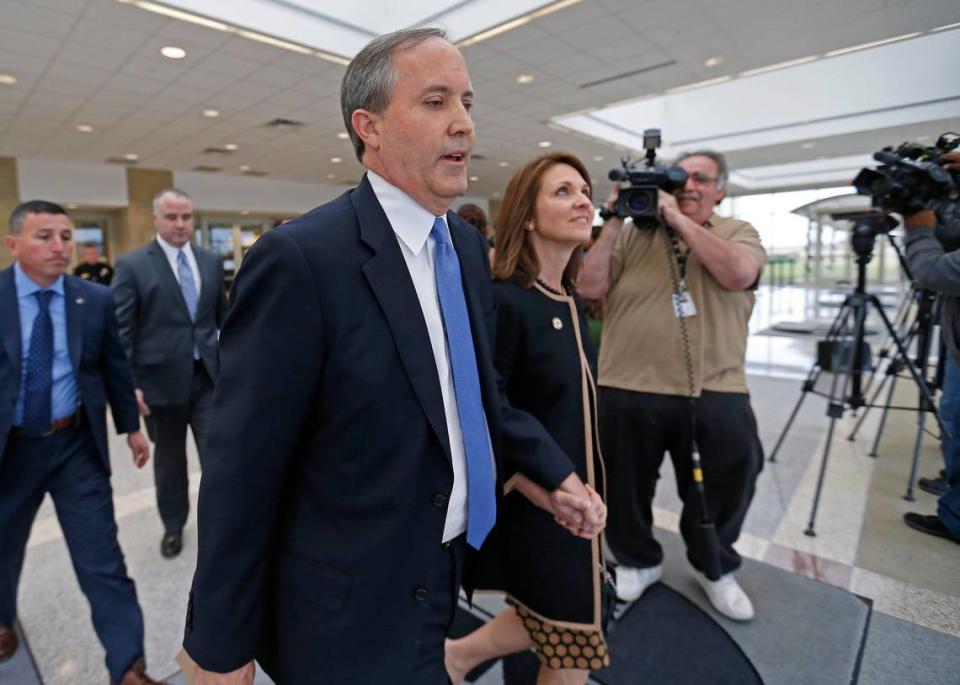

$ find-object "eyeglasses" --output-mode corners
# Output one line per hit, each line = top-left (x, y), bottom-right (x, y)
(688, 171), (719, 185)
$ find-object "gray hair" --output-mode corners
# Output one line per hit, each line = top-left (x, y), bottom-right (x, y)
(676, 149), (729, 189)
(340, 28), (449, 162)
(9, 200), (67, 235)
(152, 188), (191, 213)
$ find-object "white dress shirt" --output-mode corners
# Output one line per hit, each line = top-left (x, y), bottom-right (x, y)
(156, 234), (202, 295)
(367, 171), (494, 543)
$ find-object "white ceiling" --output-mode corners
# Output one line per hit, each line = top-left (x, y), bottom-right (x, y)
(0, 0), (958, 202)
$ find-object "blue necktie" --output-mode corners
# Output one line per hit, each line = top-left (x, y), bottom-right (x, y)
(177, 249), (198, 322)
(22, 290), (54, 433)
(431, 217), (496, 549)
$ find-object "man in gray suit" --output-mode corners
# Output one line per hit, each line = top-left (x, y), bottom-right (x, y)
(112, 189), (227, 558)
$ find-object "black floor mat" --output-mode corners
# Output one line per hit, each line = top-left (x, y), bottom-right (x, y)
(451, 584), (763, 684)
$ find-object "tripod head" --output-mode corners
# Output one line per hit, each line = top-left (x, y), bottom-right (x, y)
(830, 211), (900, 259)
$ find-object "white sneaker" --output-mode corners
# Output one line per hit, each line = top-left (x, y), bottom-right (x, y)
(614, 564), (662, 602)
(693, 570), (755, 621)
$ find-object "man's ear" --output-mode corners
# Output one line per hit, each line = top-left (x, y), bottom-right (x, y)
(351, 109), (381, 153)
(715, 187), (727, 206)
(4, 234), (18, 258)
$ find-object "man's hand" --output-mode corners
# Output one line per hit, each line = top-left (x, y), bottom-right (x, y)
(134, 388), (151, 417)
(904, 209), (937, 229)
(658, 190), (684, 227)
(193, 662), (256, 685)
(552, 483), (606, 539)
(545, 473), (604, 538)
(127, 430), (150, 468)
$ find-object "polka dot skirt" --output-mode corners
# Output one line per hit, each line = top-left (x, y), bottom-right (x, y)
(515, 603), (609, 671)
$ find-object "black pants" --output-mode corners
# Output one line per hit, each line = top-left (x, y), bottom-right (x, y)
(144, 361), (213, 533)
(600, 387), (763, 576)
(0, 428), (145, 681)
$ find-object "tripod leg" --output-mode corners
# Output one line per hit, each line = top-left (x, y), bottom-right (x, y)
(805, 305), (855, 536)
(869, 373), (899, 458)
(871, 297), (946, 437)
(905, 409), (927, 501)
(769, 378), (815, 463)
(848, 369), (892, 441)
(769, 303), (849, 464)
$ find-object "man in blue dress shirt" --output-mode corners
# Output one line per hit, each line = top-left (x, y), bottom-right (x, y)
(0, 200), (161, 685)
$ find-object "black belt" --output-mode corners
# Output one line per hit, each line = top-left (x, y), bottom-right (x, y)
(11, 413), (80, 438)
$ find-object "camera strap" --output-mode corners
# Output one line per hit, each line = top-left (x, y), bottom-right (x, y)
(662, 223), (722, 581)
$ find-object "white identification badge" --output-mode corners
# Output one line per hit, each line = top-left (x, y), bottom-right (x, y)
(672, 291), (697, 319)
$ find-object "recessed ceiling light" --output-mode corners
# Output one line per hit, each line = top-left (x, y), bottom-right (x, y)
(224, 143), (239, 151)
(0, 73), (17, 85)
(337, 132), (349, 140)
(704, 56), (724, 68)
(76, 124), (94, 133)
(538, 141), (552, 148)
(203, 109), (220, 118)
(593, 155), (604, 162)
(330, 157), (342, 163)
(801, 142), (816, 149)
(498, 161), (509, 167)
(66, 203), (79, 210)
(469, 176), (479, 181)
(124, 153), (140, 161)
(492, 191), (501, 198)
(160, 46), (187, 60)
(516, 73), (535, 84)
(239, 165), (251, 171)
(240, 210), (250, 215)
(326, 173), (336, 179)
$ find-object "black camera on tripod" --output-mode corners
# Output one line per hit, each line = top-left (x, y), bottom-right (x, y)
(600, 129), (688, 228)
(853, 133), (959, 216)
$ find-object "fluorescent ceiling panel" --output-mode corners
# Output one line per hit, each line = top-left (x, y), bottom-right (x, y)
(730, 154), (874, 191)
(160, 0), (557, 56)
(552, 29), (960, 159)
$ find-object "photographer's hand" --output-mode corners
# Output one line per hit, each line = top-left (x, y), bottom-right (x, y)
(579, 183), (625, 299)
(904, 209), (937, 230)
(941, 151), (960, 171)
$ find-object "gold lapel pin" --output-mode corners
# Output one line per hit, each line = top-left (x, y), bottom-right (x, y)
(552, 317), (563, 330)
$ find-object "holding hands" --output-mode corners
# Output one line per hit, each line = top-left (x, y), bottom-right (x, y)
(513, 472), (607, 539)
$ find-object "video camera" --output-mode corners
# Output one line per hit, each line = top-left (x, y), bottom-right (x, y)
(853, 132), (959, 215)
(601, 129), (688, 228)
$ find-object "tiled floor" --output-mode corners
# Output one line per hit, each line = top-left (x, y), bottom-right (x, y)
(8, 281), (960, 684)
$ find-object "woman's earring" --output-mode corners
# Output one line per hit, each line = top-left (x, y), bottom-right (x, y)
(527, 222), (535, 231)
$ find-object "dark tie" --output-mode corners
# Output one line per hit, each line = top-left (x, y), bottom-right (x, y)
(22, 290), (55, 433)
(177, 249), (198, 322)
(430, 217), (496, 549)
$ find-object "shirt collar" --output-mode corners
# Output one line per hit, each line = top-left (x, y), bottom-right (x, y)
(366, 171), (447, 256)
(14, 261), (64, 299)
(156, 234), (194, 260)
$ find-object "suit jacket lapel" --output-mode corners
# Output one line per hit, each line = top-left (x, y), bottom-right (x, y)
(63, 276), (83, 373)
(147, 240), (192, 321)
(353, 177), (453, 460)
(0, 268), (22, 373)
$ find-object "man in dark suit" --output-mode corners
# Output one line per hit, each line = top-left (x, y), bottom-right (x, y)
(182, 28), (602, 685)
(0, 200), (161, 684)
(112, 189), (227, 558)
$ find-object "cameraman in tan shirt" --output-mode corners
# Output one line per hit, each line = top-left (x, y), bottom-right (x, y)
(580, 150), (765, 621)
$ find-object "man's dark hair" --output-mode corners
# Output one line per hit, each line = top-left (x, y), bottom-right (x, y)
(676, 149), (729, 189)
(9, 200), (68, 235)
(341, 27), (449, 163)
(457, 203), (488, 234)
